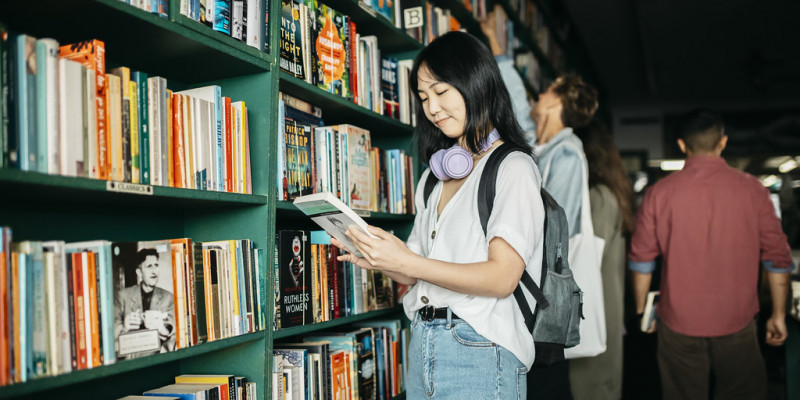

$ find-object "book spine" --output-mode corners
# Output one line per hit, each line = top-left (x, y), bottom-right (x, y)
(86, 253), (101, 368)
(214, 0), (232, 35)
(29, 246), (45, 377)
(166, 89), (174, 187)
(129, 81), (140, 183)
(64, 255), (77, 371)
(134, 71), (150, 184)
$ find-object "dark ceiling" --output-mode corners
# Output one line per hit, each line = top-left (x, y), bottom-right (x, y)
(561, 0), (800, 107)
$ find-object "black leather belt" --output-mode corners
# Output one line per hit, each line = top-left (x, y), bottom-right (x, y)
(418, 305), (460, 321)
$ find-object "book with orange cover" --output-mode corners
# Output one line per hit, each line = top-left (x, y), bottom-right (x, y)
(86, 252), (101, 368)
(202, 249), (215, 341)
(11, 252), (19, 383)
(330, 350), (347, 400)
(170, 244), (184, 349)
(172, 94), (186, 188)
(71, 253), (87, 370)
(59, 40), (108, 179)
(0, 228), (8, 386)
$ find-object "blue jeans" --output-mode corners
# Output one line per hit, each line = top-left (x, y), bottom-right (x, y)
(406, 310), (527, 399)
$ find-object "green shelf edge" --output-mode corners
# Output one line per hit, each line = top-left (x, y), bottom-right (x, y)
(0, 331), (266, 399)
(98, 0), (271, 71)
(279, 73), (414, 135)
(0, 169), (269, 206)
(273, 306), (405, 339)
(276, 201), (415, 222)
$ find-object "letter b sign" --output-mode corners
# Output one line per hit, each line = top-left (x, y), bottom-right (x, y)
(404, 6), (423, 29)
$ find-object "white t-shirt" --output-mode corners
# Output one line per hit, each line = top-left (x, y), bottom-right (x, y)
(403, 147), (545, 370)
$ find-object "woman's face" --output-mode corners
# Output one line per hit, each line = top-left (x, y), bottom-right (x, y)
(416, 65), (467, 140)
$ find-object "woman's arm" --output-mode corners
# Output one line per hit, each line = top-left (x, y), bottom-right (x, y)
(339, 225), (526, 298)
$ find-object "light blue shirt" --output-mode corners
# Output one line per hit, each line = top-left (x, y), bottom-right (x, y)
(495, 55), (536, 141)
(534, 127), (584, 237)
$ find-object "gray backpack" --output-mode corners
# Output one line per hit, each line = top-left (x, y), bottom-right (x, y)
(422, 142), (583, 367)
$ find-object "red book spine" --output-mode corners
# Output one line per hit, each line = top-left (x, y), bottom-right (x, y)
(87, 252), (101, 367)
(329, 247), (340, 319)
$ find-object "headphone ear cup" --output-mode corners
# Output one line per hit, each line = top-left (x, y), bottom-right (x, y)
(429, 148), (450, 181)
(441, 146), (473, 179)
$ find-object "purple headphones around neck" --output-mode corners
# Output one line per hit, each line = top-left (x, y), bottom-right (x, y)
(429, 129), (501, 180)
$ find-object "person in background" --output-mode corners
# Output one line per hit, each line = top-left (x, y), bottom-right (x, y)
(571, 121), (636, 400)
(479, 5), (537, 143)
(331, 31), (546, 398)
(527, 73), (598, 400)
(629, 108), (792, 400)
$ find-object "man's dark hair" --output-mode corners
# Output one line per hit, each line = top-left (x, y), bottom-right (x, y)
(550, 74), (598, 129)
(410, 31), (533, 163)
(680, 108), (725, 153)
(137, 248), (159, 267)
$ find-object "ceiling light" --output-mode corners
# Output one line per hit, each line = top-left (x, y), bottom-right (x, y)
(761, 175), (778, 187)
(660, 160), (685, 171)
(778, 159), (797, 173)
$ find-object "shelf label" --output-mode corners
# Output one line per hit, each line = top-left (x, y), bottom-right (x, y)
(404, 7), (424, 29)
(355, 209), (372, 218)
(106, 181), (154, 195)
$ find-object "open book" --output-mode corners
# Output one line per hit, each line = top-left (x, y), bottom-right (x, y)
(293, 192), (378, 257)
(640, 290), (660, 332)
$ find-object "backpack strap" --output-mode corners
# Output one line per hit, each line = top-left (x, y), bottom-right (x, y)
(478, 143), (548, 334)
(422, 170), (439, 209)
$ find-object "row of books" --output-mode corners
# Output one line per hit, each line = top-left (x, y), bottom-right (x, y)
(0, 31), (254, 194)
(0, 227), (266, 386)
(277, 98), (416, 215)
(424, 3), (464, 45)
(279, 0), (418, 123)
(274, 230), (399, 330)
(119, 374), (258, 400)
(119, 0), (169, 18)
(178, 0), (266, 51)
(273, 318), (408, 400)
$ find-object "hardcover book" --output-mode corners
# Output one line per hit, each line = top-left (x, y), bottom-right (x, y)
(312, 2), (350, 98)
(282, 105), (319, 199)
(380, 58), (399, 120)
(338, 124), (372, 211)
(280, 0), (306, 79)
(276, 230), (313, 328)
(112, 240), (176, 360)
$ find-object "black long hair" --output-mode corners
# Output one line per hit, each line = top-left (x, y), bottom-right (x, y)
(410, 31), (532, 163)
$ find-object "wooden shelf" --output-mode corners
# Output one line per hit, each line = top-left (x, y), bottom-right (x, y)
(273, 306), (405, 339)
(279, 73), (414, 136)
(0, 332), (266, 400)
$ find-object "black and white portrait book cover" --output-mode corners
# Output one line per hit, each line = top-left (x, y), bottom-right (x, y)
(112, 240), (176, 359)
(277, 230), (313, 328)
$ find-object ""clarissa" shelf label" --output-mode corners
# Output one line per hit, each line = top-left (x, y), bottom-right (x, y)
(106, 181), (154, 195)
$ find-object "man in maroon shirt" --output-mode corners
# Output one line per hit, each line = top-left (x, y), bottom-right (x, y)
(629, 109), (793, 400)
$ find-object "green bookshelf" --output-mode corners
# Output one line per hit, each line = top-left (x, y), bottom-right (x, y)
(273, 306), (405, 339)
(0, 0), (580, 397)
(279, 73), (414, 136)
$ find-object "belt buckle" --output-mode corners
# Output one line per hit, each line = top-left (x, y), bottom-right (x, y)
(420, 305), (435, 322)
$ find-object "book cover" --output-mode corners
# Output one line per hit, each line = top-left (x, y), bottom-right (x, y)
(338, 124), (372, 211)
(112, 240), (176, 360)
(58, 39), (107, 180)
(640, 290), (660, 332)
(312, 3), (350, 98)
(380, 58), (399, 120)
(280, 0), (306, 79)
(282, 105), (317, 199)
(276, 230), (313, 328)
(293, 191), (378, 257)
(273, 348), (308, 400)
(14, 34), (36, 172)
(36, 38), (58, 174)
